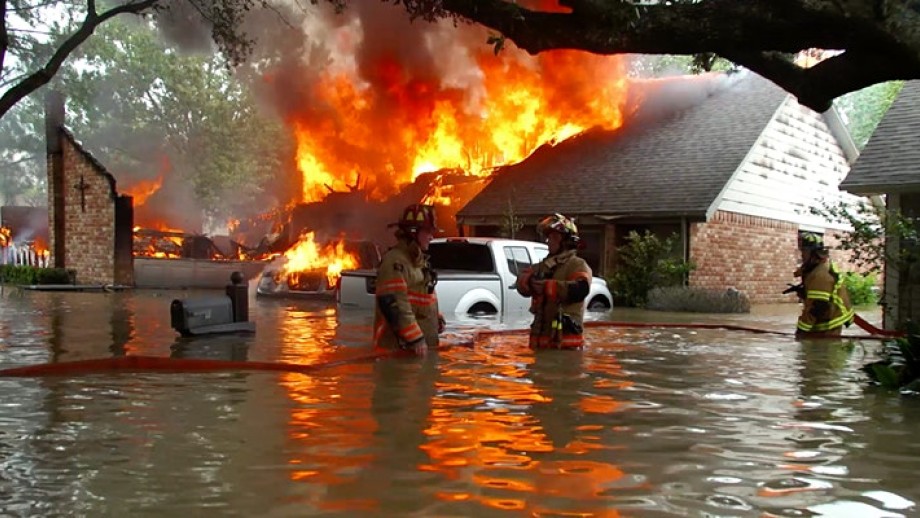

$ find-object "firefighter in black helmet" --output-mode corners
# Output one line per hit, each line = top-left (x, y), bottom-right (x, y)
(516, 213), (592, 349)
(794, 232), (854, 337)
(372, 204), (445, 355)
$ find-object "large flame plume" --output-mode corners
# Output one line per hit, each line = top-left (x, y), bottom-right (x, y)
(263, 1), (629, 206)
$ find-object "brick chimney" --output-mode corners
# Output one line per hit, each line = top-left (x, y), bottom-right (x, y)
(45, 89), (65, 268)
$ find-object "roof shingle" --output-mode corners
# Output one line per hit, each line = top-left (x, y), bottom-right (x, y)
(840, 81), (920, 194)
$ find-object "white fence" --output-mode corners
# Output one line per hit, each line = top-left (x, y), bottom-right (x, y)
(0, 244), (51, 268)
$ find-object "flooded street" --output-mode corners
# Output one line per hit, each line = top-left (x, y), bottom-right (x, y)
(0, 287), (917, 516)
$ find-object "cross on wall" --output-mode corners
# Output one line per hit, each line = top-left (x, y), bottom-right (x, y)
(73, 175), (89, 212)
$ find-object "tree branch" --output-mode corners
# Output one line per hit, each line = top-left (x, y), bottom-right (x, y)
(0, 0), (159, 120)
(723, 49), (912, 111)
(1, 1), (7, 75)
(440, 0), (870, 54)
(437, 0), (920, 111)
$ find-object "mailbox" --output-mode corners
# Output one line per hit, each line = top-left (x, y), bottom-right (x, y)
(170, 297), (235, 337)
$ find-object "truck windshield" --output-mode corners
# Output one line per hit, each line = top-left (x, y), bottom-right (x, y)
(428, 242), (495, 272)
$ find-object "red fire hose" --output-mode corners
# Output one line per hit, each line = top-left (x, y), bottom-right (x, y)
(0, 319), (901, 378)
(851, 314), (904, 337)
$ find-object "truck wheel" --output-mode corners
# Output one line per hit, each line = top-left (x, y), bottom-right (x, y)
(468, 302), (498, 315)
(587, 296), (611, 311)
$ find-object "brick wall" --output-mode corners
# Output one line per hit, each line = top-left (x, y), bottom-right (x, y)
(689, 211), (798, 303)
(48, 135), (117, 285)
(690, 210), (867, 303)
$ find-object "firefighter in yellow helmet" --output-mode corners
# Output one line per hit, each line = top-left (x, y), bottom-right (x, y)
(372, 204), (445, 355)
(516, 213), (593, 349)
(794, 232), (854, 337)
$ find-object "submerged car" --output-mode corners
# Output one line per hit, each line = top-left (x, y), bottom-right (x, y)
(256, 239), (380, 300)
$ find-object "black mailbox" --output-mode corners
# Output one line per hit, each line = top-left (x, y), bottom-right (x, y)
(170, 297), (234, 336)
(169, 272), (256, 337)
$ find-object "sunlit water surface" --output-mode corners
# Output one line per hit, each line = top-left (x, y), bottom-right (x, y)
(0, 288), (917, 517)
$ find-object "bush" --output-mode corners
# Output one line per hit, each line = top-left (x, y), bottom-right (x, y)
(842, 271), (878, 306)
(646, 286), (751, 313)
(608, 230), (695, 307)
(862, 321), (920, 392)
(0, 265), (74, 285)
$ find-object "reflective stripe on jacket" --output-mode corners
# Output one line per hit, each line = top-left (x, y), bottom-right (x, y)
(373, 241), (440, 349)
(796, 261), (854, 333)
(517, 249), (592, 349)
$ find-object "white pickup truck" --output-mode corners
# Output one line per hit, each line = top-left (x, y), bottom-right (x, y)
(336, 237), (613, 317)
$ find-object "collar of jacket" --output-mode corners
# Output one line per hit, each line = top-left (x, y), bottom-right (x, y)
(394, 239), (426, 267)
(544, 249), (578, 270)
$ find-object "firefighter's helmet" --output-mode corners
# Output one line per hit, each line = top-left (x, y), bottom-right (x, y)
(537, 213), (579, 243)
(799, 232), (827, 253)
(393, 204), (439, 234)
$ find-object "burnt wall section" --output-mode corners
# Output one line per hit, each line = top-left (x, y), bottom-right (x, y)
(45, 91), (134, 286)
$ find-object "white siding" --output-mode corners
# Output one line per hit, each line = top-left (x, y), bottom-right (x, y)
(713, 98), (860, 230)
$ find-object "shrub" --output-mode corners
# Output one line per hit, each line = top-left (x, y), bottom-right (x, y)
(862, 321), (920, 392)
(842, 271), (878, 306)
(646, 286), (751, 313)
(608, 230), (695, 307)
(0, 265), (74, 285)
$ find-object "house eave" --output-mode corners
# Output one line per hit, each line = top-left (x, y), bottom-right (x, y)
(841, 183), (920, 195)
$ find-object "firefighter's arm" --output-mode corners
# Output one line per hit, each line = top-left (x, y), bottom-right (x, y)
(543, 263), (592, 304)
(376, 259), (426, 350)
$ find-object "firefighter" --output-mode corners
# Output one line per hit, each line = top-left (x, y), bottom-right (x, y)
(372, 204), (445, 355)
(516, 213), (593, 349)
(795, 232), (855, 337)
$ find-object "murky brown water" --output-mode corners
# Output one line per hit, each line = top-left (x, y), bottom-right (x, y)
(0, 287), (916, 516)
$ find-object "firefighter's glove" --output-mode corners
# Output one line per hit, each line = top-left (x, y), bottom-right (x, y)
(438, 314), (446, 334)
(782, 283), (805, 299)
(402, 337), (427, 356)
(517, 268), (533, 293)
(530, 279), (545, 296)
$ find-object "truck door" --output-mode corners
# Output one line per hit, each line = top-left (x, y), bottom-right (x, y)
(502, 245), (533, 314)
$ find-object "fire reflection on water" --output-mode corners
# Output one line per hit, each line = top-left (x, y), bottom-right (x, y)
(0, 294), (914, 516)
(275, 325), (631, 515)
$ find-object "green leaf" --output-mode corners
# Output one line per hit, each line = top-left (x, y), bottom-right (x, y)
(869, 364), (901, 389)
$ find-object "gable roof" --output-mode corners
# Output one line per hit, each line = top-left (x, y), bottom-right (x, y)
(840, 81), (920, 194)
(458, 72), (788, 220)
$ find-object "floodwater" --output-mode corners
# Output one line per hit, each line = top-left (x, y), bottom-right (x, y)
(0, 287), (917, 517)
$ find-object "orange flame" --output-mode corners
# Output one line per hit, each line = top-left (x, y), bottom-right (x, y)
(33, 237), (49, 256)
(122, 175), (164, 207)
(288, 39), (628, 207)
(281, 232), (360, 287)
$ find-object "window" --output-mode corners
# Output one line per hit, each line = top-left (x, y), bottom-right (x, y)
(503, 246), (532, 275)
(429, 242), (495, 272)
(533, 245), (549, 263)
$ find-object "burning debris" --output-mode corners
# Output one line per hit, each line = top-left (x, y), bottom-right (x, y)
(256, 232), (380, 298)
(0, 208), (51, 268)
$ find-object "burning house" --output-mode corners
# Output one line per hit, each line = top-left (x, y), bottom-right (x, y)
(212, 1), (635, 292)
(38, 1), (728, 291)
(458, 71), (863, 304)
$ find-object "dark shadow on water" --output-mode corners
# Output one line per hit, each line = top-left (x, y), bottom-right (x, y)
(170, 334), (253, 361)
(526, 349), (587, 450)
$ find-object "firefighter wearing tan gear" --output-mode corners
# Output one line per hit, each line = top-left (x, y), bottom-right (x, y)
(373, 204), (445, 355)
(516, 213), (593, 349)
(795, 232), (855, 337)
